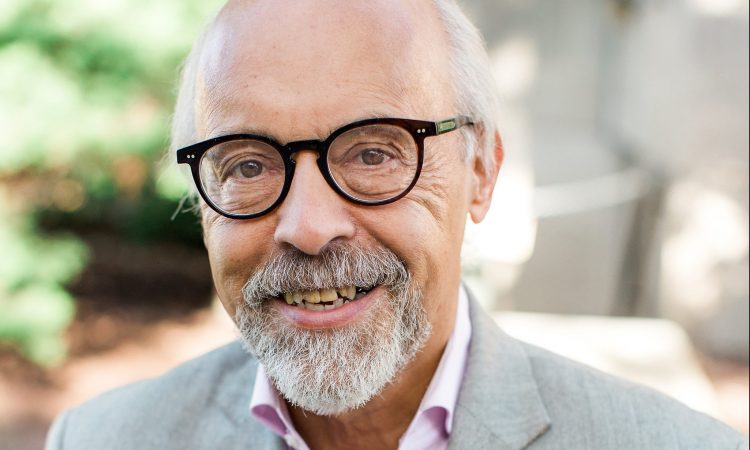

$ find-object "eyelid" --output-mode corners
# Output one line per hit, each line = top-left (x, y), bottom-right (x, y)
(216, 153), (281, 180)
(330, 145), (397, 169)
(341, 127), (405, 142)
(215, 151), (268, 168)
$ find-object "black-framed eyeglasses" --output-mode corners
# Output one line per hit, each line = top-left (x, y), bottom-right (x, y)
(176, 116), (474, 220)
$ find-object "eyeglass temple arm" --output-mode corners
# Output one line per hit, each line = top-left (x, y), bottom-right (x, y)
(434, 115), (475, 135)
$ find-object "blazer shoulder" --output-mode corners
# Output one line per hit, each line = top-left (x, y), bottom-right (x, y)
(82, 340), (253, 413)
(46, 341), (260, 450)
(519, 341), (746, 449)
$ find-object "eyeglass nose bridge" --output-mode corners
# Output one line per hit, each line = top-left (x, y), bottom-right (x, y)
(279, 138), (341, 203)
(284, 139), (326, 162)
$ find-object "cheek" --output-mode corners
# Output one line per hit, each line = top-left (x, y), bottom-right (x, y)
(416, 143), (474, 222)
(368, 205), (462, 336)
(387, 161), (471, 312)
(203, 215), (276, 312)
(362, 166), (469, 288)
(406, 158), (472, 244)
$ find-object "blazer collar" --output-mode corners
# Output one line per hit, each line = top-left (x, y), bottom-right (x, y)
(448, 295), (551, 450)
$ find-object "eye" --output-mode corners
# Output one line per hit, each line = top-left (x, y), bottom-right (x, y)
(359, 149), (388, 166)
(235, 160), (263, 178)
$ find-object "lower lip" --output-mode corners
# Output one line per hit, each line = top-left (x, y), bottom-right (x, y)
(272, 286), (382, 329)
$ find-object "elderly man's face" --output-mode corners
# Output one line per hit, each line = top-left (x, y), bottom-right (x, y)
(195, 0), (495, 414)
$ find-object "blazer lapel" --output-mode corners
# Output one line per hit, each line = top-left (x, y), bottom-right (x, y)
(211, 343), (287, 450)
(448, 296), (551, 450)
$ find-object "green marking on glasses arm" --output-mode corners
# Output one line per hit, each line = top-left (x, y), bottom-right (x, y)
(436, 119), (457, 134)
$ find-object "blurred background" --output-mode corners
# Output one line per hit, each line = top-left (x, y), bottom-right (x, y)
(0, 0), (747, 448)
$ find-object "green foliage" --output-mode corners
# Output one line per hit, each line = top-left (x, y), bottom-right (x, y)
(0, 0), (223, 365)
(0, 208), (86, 365)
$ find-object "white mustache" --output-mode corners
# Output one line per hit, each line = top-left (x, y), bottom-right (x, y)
(241, 244), (409, 307)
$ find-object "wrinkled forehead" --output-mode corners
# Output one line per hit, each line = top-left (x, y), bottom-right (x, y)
(194, 0), (453, 139)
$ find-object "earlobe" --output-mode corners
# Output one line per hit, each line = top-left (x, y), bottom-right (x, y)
(468, 130), (504, 224)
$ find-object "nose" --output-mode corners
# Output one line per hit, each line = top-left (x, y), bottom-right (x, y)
(273, 151), (356, 255)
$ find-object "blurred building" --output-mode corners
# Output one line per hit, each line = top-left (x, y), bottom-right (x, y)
(461, 0), (749, 361)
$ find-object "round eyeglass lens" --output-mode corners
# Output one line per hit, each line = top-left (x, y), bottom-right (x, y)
(327, 124), (419, 202)
(198, 139), (285, 216)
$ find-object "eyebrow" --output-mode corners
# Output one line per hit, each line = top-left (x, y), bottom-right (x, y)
(207, 111), (399, 142)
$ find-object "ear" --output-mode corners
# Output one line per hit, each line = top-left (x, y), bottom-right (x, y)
(468, 130), (504, 224)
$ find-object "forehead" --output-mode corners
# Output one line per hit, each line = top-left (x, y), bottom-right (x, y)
(195, 0), (453, 140)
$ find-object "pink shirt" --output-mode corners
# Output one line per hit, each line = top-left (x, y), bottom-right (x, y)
(250, 287), (472, 450)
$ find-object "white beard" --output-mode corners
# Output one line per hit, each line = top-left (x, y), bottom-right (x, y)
(235, 245), (431, 415)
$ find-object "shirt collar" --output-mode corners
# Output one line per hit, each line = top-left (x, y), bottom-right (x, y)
(404, 285), (472, 435)
(249, 364), (296, 438)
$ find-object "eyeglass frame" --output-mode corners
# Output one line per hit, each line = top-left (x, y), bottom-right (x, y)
(176, 115), (474, 220)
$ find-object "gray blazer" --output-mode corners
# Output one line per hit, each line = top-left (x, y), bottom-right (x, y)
(46, 298), (748, 449)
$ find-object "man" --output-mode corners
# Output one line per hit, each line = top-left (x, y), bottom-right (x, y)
(46, 0), (747, 449)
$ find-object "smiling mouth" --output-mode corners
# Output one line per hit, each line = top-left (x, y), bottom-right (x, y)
(280, 285), (376, 311)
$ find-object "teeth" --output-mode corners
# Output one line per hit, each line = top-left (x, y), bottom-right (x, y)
(320, 288), (338, 302)
(303, 290), (321, 304)
(281, 285), (365, 310)
(337, 286), (356, 300)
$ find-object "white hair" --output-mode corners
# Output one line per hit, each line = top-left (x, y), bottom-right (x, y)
(169, 0), (499, 176)
(432, 0), (500, 173)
